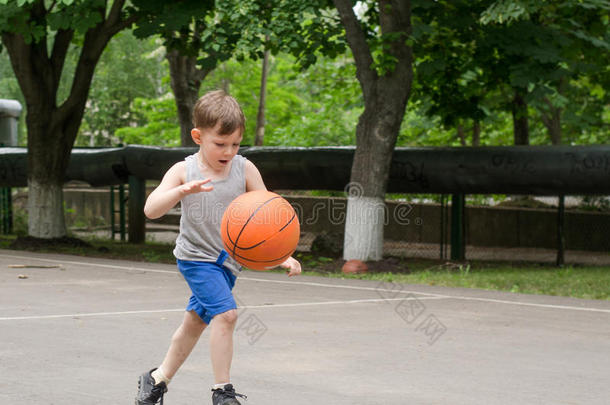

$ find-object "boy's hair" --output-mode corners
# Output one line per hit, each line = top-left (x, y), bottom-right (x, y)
(192, 90), (245, 135)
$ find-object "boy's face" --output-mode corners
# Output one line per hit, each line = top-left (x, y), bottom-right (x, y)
(192, 123), (243, 172)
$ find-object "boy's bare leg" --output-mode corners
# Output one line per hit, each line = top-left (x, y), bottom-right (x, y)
(159, 310), (207, 379)
(209, 309), (238, 384)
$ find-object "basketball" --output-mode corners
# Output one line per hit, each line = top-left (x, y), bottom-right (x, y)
(221, 190), (300, 270)
(342, 259), (368, 274)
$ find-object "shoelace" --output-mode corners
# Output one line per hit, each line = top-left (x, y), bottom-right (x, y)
(214, 386), (248, 401)
(150, 384), (167, 405)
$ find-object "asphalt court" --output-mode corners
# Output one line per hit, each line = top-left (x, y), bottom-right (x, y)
(1, 249), (609, 404)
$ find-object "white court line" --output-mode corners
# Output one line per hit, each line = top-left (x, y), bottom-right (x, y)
(229, 277), (610, 314)
(0, 252), (430, 296)
(242, 296), (446, 309)
(0, 253), (177, 275)
(445, 296), (610, 314)
(0, 297), (445, 321)
(2, 252), (610, 314)
(0, 308), (184, 321)
(240, 276), (443, 297)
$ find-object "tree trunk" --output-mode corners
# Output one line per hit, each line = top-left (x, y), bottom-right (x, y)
(512, 89), (530, 145)
(25, 114), (73, 238)
(345, 98), (407, 260)
(541, 97), (562, 145)
(254, 48), (270, 146)
(510, 90), (531, 203)
(167, 49), (210, 147)
(1, 0), (134, 238)
(472, 120), (481, 146)
(27, 178), (66, 237)
(457, 123), (466, 146)
(334, 0), (413, 261)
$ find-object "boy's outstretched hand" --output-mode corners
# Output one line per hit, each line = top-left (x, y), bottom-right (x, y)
(180, 178), (213, 195)
(280, 256), (301, 276)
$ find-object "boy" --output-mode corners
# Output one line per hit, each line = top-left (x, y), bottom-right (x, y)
(135, 90), (301, 405)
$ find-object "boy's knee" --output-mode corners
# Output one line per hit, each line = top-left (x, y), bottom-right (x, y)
(182, 311), (206, 334)
(215, 309), (238, 325)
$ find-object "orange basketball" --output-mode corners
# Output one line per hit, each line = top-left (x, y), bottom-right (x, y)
(221, 190), (300, 270)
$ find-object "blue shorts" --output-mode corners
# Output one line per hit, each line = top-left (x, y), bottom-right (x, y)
(177, 251), (237, 324)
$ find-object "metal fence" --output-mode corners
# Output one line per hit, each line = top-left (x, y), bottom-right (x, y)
(379, 194), (610, 266)
(0, 187), (12, 234)
(4, 185), (610, 267)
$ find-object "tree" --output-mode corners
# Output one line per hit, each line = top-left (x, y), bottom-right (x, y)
(254, 46), (270, 146)
(408, 0), (609, 148)
(130, 4), (210, 148)
(133, 0), (261, 146)
(333, 0), (413, 261)
(233, 0), (346, 146)
(0, 0), (138, 238)
(480, 0), (610, 145)
(114, 96), (181, 146)
(113, 52), (362, 147)
(78, 32), (167, 146)
(410, 0), (492, 147)
(135, 0), (345, 147)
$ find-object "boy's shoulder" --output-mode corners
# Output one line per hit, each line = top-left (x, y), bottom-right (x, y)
(170, 160), (187, 172)
(164, 160), (187, 184)
(243, 157), (259, 172)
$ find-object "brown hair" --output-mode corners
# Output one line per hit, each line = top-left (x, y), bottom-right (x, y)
(192, 90), (245, 135)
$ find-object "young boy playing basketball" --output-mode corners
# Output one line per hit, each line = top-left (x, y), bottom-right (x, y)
(135, 90), (301, 405)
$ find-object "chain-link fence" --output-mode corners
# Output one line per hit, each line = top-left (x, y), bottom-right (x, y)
(0, 187), (12, 234)
(381, 194), (610, 265)
(6, 185), (610, 266)
(291, 194), (610, 266)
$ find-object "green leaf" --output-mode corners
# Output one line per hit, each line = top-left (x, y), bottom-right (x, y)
(568, 29), (610, 50)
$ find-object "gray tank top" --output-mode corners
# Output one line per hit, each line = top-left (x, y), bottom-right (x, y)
(173, 153), (247, 275)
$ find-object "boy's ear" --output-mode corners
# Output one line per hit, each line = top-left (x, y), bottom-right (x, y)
(191, 128), (202, 145)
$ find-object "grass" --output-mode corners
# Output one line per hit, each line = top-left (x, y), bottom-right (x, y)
(1, 234), (609, 301)
(0, 235), (177, 264)
(297, 263), (610, 301)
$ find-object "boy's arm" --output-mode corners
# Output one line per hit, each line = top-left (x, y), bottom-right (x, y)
(280, 256), (302, 277)
(245, 159), (266, 192)
(245, 159), (302, 276)
(144, 161), (213, 219)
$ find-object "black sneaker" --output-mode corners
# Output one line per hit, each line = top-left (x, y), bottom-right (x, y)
(135, 368), (168, 405)
(212, 384), (247, 405)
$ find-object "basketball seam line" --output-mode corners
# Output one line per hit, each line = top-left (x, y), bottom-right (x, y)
(230, 210), (297, 251)
(229, 196), (282, 260)
(226, 248), (294, 264)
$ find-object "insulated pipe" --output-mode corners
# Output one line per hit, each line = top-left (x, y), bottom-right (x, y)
(0, 145), (609, 195)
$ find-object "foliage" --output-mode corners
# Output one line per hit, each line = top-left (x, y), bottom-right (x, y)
(411, 1), (491, 131)
(217, 0), (345, 69)
(578, 196), (610, 212)
(1, 30), (170, 147)
(128, 0), (346, 146)
(1, 1), (608, 150)
(409, 0), (610, 145)
(203, 53), (361, 146)
(133, 0), (234, 71)
(480, 0), (610, 26)
(0, 0), (109, 43)
(268, 54), (361, 146)
(77, 32), (168, 146)
(0, 51), (26, 144)
(115, 51), (361, 147)
(114, 96), (180, 146)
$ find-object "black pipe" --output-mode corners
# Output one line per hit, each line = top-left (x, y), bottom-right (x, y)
(1, 145), (610, 194)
